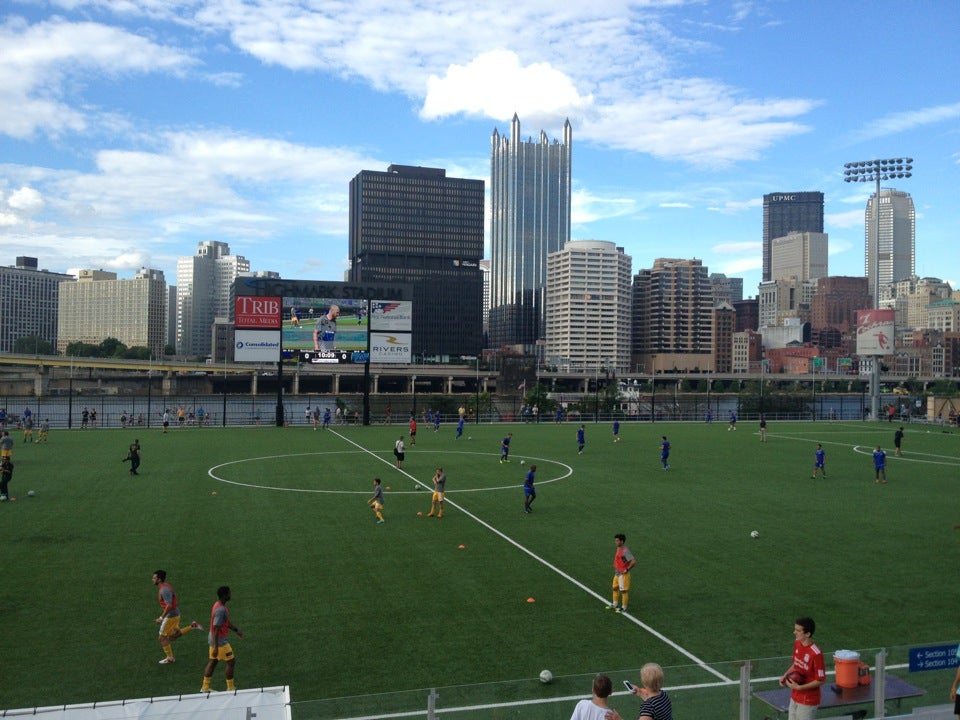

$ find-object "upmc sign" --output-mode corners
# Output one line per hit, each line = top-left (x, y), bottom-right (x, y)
(235, 296), (281, 329)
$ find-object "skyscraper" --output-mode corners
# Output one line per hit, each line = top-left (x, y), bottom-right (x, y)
(0, 256), (72, 353)
(770, 231), (829, 282)
(349, 164), (484, 358)
(632, 258), (714, 373)
(489, 114), (572, 352)
(176, 241), (249, 358)
(58, 268), (168, 357)
(544, 240), (632, 373)
(762, 192), (824, 282)
(865, 189), (915, 299)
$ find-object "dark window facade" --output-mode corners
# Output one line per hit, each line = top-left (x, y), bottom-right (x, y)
(349, 165), (484, 358)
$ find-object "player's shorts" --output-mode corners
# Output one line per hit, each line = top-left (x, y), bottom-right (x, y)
(208, 642), (234, 661)
(410, 430), (416, 437)
(0, 450), (10, 460)
(432, 491), (445, 502)
(814, 461), (824, 468)
(524, 487), (535, 497)
(159, 615), (182, 638)
(613, 571), (631, 593)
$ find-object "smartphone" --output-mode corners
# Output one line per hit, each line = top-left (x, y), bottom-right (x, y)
(623, 681), (636, 692)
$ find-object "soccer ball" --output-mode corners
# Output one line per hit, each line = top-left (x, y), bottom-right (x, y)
(27, 490), (36, 497)
(750, 530), (760, 538)
(468, 436), (472, 440)
(539, 669), (553, 684)
(520, 459), (525, 465)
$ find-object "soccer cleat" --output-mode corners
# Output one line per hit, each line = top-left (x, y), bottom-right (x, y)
(376, 519), (384, 524)
(190, 621), (203, 631)
(619, 607), (628, 614)
(606, 604), (620, 611)
(159, 656), (176, 664)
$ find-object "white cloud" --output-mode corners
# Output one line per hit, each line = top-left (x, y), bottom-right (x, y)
(659, 202), (692, 208)
(182, 1), (816, 165)
(583, 80), (817, 166)
(712, 241), (760, 255)
(720, 256), (762, 275)
(0, 17), (195, 138)
(827, 209), (864, 230)
(7, 186), (45, 214)
(421, 50), (592, 122)
(851, 102), (960, 143)
(571, 188), (636, 225)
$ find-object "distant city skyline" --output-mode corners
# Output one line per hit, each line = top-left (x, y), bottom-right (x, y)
(0, 2), (957, 296)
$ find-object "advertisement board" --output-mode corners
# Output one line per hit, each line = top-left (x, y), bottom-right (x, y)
(234, 279), (413, 364)
(856, 309), (895, 355)
(235, 296), (282, 329)
(235, 330), (282, 362)
(370, 331), (412, 363)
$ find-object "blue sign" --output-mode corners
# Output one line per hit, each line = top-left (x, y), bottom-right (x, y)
(909, 644), (960, 672)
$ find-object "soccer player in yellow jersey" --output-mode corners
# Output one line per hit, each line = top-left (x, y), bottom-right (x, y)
(152, 570), (202, 664)
(427, 467), (446, 518)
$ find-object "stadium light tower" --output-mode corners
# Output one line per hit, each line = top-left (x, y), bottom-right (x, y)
(843, 157), (913, 421)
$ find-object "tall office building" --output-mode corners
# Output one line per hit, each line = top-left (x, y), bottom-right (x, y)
(758, 277), (818, 328)
(480, 260), (491, 342)
(348, 164), (485, 358)
(544, 240), (632, 373)
(762, 192), (824, 281)
(0, 256), (72, 353)
(176, 241), (249, 358)
(57, 268), (167, 357)
(489, 114), (572, 352)
(708, 273), (744, 305)
(810, 276), (870, 334)
(632, 258), (714, 373)
(865, 189), (915, 300)
(770, 231), (828, 282)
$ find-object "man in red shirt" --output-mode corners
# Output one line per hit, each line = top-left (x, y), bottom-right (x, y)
(780, 616), (826, 719)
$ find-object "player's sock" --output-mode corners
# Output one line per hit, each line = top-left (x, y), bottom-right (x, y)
(201, 676), (211, 692)
(376, 510), (384, 521)
(180, 625), (192, 635)
(163, 645), (174, 659)
(226, 678), (236, 691)
(621, 592), (629, 608)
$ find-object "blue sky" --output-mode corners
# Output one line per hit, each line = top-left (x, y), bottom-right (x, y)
(1, 0), (958, 295)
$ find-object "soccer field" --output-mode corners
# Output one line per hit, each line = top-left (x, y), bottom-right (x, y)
(1, 419), (958, 714)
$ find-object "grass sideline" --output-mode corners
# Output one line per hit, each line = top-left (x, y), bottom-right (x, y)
(1, 419), (958, 712)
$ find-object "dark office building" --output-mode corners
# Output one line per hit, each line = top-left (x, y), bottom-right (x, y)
(348, 165), (484, 359)
(762, 192), (824, 281)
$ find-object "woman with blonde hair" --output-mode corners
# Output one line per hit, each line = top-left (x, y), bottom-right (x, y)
(605, 663), (672, 720)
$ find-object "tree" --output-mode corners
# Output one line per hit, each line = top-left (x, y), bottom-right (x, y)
(65, 342), (100, 357)
(13, 336), (54, 355)
(98, 337), (127, 357)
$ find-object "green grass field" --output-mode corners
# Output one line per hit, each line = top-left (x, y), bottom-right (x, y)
(2, 418), (958, 715)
